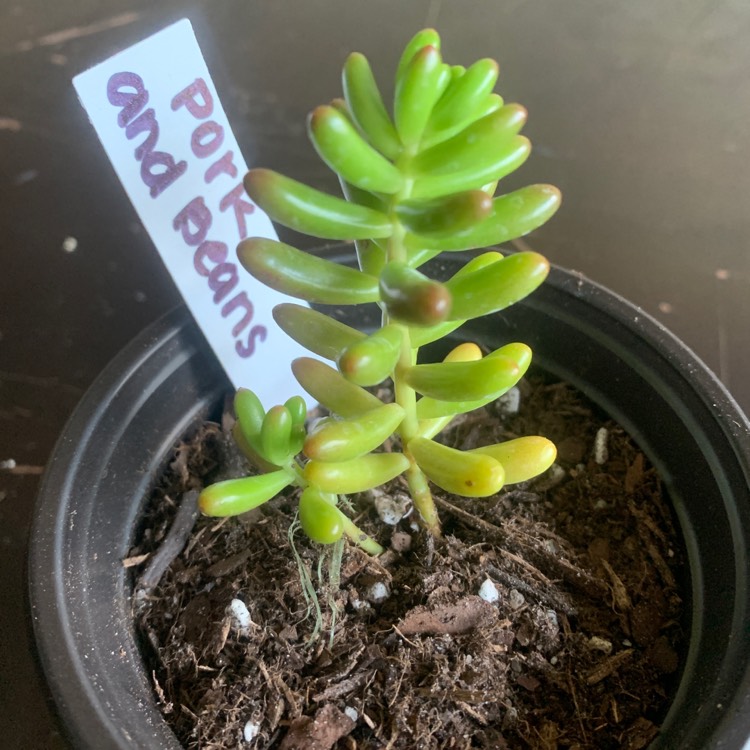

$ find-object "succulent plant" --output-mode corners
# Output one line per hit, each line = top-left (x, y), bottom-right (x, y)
(199, 28), (561, 552)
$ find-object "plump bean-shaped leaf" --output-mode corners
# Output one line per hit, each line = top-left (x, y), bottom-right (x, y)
(414, 104), (527, 176)
(232, 422), (281, 473)
(304, 402), (405, 462)
(343, 52), (401, 159)
(408, 437), (505, 497)
(244, 169), (391, 240)
(304, 453), (410, 494)
(428, 58), (499, 132)
(407, 252), (503, 346)
(260, 405), (293, 466)
(338, 325), (402, 386)
(410, 109), (530, 200)
(405, 184), (562, 253)
(292, 358), (383, 418)
(238, 238), (379, 305)
(447, 251), (549, 320)
(380, 262), (451, 326)
(284, 396), (309, 456)
(415, 343), (531, 418)
(284, 395), (308, 427)
(308, 105), (404, 194)
(444, 341), (483, 363)
(273, 303), (365, 361)
(396, 191), (493, 237)
(405, 354), (520, 401)
(411, 136), (530, 199)
(199, 470), (293, 517)
(470, 436), (557, 484)
(299, 486), (344, 544)
(422, 92), (505, 150)
(234, 388), (265, 442)
(396, 28), (441, 84)
(394, 45), (446, 147)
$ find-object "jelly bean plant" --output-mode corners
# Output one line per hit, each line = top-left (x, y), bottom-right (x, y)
(199, 29), (561, 556)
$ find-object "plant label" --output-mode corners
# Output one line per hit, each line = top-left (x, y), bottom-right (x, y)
(73, 18), (312, 407)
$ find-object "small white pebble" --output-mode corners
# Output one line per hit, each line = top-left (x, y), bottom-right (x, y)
(497, 386), (521, 415)
(374, 493), (411, 526)
(622, 639), (633, 647)
(478, 579), (499, 603)
(365, 581), (390, 604)
(243, 720), (260, 742)
(0, 458), (17, 470)
(344, 706), (358, 722)
(534, 463), (565, 491)
(594, 427), (609, 465)
(594, 499), (608, 510)
(508, 589), (525, 610)
(62, 236), (78, 253)
(351, 598), (371, 612)
(227, 599), (253, 635)
(545, 609), (559, 629)
(550, 655), (559, 665)
(588, 636), (613, 654)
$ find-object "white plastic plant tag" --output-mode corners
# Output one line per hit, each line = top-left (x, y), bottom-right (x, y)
(73, 18), (311, 408)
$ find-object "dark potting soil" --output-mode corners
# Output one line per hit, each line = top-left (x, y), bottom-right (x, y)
(132, 377), (685, 750)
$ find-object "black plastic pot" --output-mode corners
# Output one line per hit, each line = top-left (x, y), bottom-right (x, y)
(30, 253), (750, 749)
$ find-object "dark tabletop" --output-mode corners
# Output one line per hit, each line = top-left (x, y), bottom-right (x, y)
(1, 2), (749, 747)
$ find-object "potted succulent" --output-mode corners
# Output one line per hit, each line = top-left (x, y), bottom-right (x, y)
(30, 28), (750, 750)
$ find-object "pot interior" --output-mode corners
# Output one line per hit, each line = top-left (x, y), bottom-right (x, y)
(30, 256), (750, 749)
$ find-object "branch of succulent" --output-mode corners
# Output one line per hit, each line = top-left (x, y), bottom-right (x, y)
(198, 28), (561, 548)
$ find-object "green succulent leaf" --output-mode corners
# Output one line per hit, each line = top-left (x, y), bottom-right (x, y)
(304, 402), (405, 462)
(244, 169), (391, 240)
(299, 486), (345, 544)
(394, 44), (447, 147)
(308, 105), (404, 193)
(396, 190), (493, 237)
(410, 107), (531, 200)
(231, 422), (281, 472)
(355, 239), (387, 277)
(406, 251), (504, 346)
(292, 357), (383, 418)
(408, 437), (505, 497)
(234, 388), (265, 442)
(259, 405), (294, 466)
(470, 436), (557, 484)
(343, 52), (401, 159)
(396, 28), (442, 85)
(304, 452), (410, 494)
(405, 353), (522, 402)
(199, 470), (294, 517)
(337, 324), (403, 386)
(380, 262), (452, 326)
(273, 303), (365, 361)
(422, 92), (505, 150)
(405, 184), (562, 252)
(427, 57), (499, 133)
(416, 342), (532, 418)
(284, 395), (309, 427)
(238, 238), (379, 305)
(446, 250), (550, 320)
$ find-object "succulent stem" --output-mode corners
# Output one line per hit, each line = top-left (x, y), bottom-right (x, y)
(388, 150), (441, 535)
(341, 514), (385, 555)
